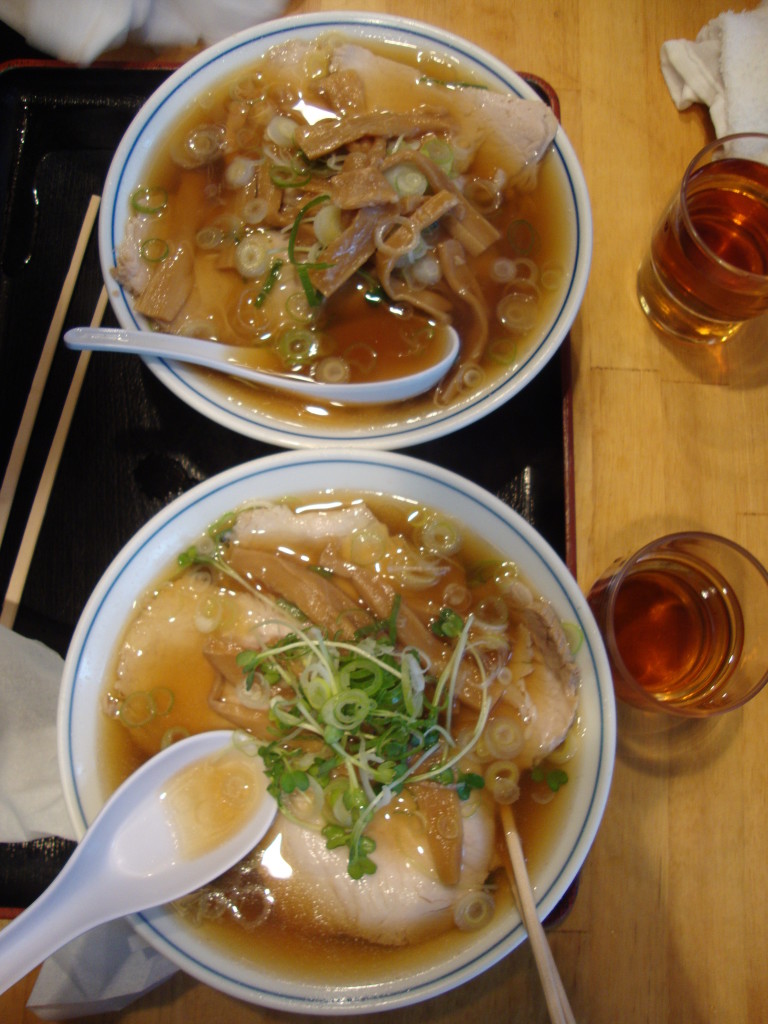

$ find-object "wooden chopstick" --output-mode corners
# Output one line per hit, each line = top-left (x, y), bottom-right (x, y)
(0, 286), (108, 630)
(0, 195), (101, 553)
(500, 803), (577, 1024)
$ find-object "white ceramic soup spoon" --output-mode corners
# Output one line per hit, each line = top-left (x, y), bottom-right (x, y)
(64, 324), (460, 404)
(0, 729), (277, 995)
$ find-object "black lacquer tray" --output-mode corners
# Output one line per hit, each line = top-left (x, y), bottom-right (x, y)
(0, 61), (575, 913)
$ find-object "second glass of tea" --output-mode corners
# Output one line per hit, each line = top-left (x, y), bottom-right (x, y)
(587, 532), (768, 716)
(637, 132), (768, 344)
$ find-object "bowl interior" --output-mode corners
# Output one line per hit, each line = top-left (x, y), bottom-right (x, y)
(99, 12), (592, 450)
(59, 449), (614, 1014)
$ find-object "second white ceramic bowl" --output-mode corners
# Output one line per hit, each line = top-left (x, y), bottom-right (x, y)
(59, 448), (614, 1014)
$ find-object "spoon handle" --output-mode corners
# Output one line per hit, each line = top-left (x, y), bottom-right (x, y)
(0, 841), (110, 994)
(63, 326), (328, 397)
(64, 326), (249, 374)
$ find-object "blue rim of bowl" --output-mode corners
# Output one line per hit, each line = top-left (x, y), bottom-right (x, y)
(99, 13), (592, 450)
(59, 449), (614, 1013)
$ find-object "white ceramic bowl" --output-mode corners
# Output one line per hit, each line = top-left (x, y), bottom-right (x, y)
(59, 449), (615, 1014)
(99, 12), (592, 449)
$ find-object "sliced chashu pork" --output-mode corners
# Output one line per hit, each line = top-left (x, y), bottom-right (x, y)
(490, 590), (580, 766)
(113, 575), (296, 755)
(329, 43), (558, 177)
(231, 500), (384, 550)
(252, 788), (496, 945)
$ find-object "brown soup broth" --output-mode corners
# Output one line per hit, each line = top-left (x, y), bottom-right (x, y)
(129, 35), (573, 422)
(98, 491), (578, 978)
(169, 772), (573, 986)
(202, 149), (571, 434)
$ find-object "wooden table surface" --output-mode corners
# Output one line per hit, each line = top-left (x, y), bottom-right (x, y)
(3, 0), (768, 1021)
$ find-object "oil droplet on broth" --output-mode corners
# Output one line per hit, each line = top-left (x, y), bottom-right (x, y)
(162, 747), (266, 859)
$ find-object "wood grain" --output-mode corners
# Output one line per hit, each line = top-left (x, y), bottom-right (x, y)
(3, 2), (767, 1022)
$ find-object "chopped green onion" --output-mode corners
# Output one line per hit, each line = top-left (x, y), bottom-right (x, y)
(117, 690), (156, 728)
(400, 655), (420, 717)
(302, 674), (334, 710)
(561, 621), (584, 654)
(195, 226), (226, 250)
(296, 265), (322, 308)
(139, 238), (169, 263)
(420, 136), (454, 174)
(149, 686), (175, 716)
(474, 596), (509, 630)
(338, 657), (384, 696)
(243, 198), (268, 225)
(130, 186), (167, 214)
(453, 889), (495, 932)
(384, 163), (428, 197)
(488, 338), (518, 365)
(419, 517), (460, 555)
(288, 194), (331, 265)
(313, 203), (343, 246)
(269, 162), (312, 188)
(266, 114), (298, 147)
(277, 326), (321, 367)
(287, 194), (334, 308)
(160, 726), (190, 749)
(235, 233), (272, 278)
(285, 290), (315, 324)
(315, 356), (350, 384)
(484, 760), (520, 803)
(224, 156), (257, 189)
(171, 124), (224, 169)
(252, 259), (283, 307)
(321, 690), (372, 730)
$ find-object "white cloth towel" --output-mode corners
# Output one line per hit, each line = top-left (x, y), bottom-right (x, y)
(0, 0), (288, 65)
(660, 1), (768, 136)
(0, 626), (178, 1016)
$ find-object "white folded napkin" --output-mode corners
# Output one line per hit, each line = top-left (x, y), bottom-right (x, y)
(26, 921), (179, 1020)
(0, 0), (288, 65)
(0, 625), (178, 1017)
(0, 626), (75, 843)
(660, 0), (768, 136)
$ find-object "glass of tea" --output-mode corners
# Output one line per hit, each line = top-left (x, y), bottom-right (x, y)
(637, 132), (768, 344)
(587, 532), (768, 716)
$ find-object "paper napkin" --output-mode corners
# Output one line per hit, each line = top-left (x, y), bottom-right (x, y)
(0, 626), (75, 843)
(0, 625), (178, 1018)
(26, 921), (179, 1020)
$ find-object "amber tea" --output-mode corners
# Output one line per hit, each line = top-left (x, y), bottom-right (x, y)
(587, 532), (768, 717)
(637, 133), (768, 343)
(609, 554), (743, 707)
